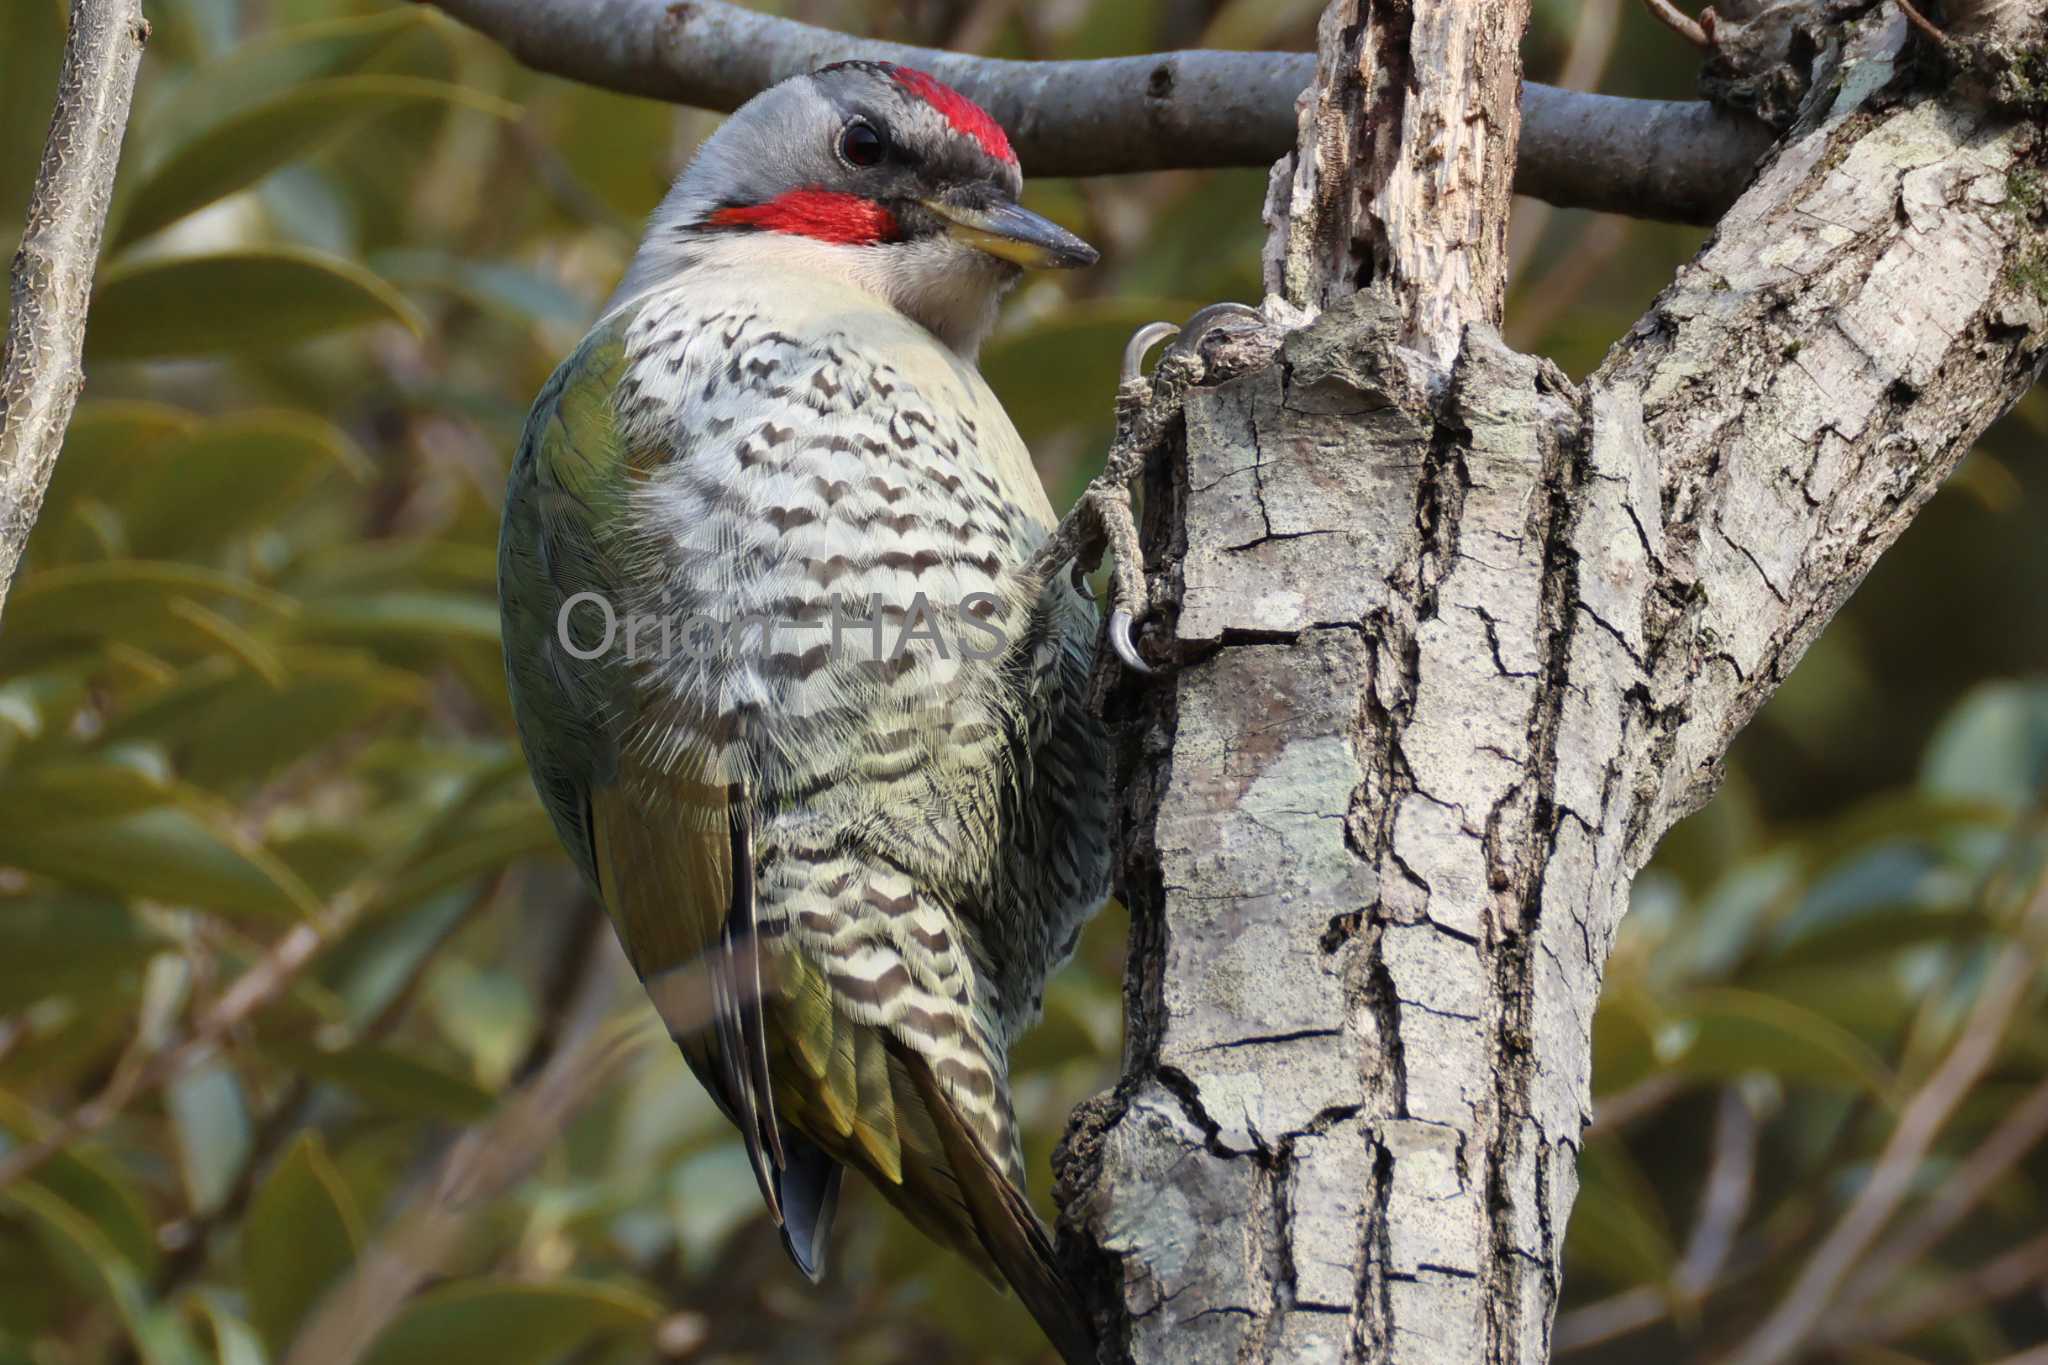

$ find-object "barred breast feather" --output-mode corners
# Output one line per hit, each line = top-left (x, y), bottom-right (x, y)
(497, 264), (1109, 1354)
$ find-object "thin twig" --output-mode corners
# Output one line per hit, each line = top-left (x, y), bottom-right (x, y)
(283, 943), (648, 1365)
(423, 0), (1776, 224)
(1553, 1220), (1798, 1355)
(0, 752), (529, 1196)
(1834, 1069), (2048, 1321)
(1584, 1072), (1686, 1139)
(1855, 1227), (2048, 1344)
(1894, 0), (1949, 44)
(143, 875), (506, 1304)
(0, 0), (148, 622)
(1554, 1088), (1760, 1354)
(0, 900), (358, 1195)
(1552, 1286), (1666, 1353)
(1676, 1088), (1758, 1297)
(1641, 0), (1712, 48)
(1725, 866), (2048, 1365)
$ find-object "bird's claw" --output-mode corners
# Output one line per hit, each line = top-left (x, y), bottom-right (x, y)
(1121, 322), (1180, 385)
(1121, 304), (1265, 387)
(1108, 608), (1154, 676)
(1172, 301), (1266, 352)
(1074, 306), (1269, 685)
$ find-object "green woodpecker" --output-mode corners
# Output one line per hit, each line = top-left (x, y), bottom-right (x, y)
(498, 62), (1112, 1361)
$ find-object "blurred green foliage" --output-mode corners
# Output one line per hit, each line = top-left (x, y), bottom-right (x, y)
(0, 1), (2043, 1363)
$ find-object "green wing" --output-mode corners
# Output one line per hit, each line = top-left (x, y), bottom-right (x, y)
(497, 313), (806, 1265)
(497, 312), (637, 886)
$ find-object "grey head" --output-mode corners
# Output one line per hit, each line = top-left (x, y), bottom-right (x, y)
(612, 61), (1097, 356)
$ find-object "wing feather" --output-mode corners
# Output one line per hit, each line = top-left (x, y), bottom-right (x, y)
(852, 1026), (903, 1183)
(503, 313), (814, 1252)
(723, 794), (787, 1171)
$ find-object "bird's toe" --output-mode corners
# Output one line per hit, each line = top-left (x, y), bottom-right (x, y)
(1121, 321), (1181, 385)
(1108, 607), (1154, 676)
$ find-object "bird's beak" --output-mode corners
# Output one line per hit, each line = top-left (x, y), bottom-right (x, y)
(923, 197), (1098, 270)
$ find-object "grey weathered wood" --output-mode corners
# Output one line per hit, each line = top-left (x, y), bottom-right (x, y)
(1266, 0), (1529, 351)
(1057, 2), (2048, 1361)
(0, 0), (148, 622)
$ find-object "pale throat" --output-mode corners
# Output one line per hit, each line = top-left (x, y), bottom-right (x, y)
(626, 229), (1017, 360)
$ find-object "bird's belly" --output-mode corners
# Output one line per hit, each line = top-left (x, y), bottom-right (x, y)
(618, 429), (1035, 830)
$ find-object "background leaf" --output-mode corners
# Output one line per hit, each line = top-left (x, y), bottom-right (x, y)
(166, 1064), (253, 1215)
(114, 76), (518, 248)
(1669, 988), (1894, 1096)
(244, 1134), (362, 1356)
(0, 806), (321, 919)
(87, 249), (422, 360)
(356, 1280), (660, 1365)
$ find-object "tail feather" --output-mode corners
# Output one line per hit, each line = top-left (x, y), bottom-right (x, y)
(774, 1131), (844, 1282)
(904, 1052), (1097, 1365)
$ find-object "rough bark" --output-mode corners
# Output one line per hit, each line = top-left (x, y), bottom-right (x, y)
(425, 0), (1776, 224)
(1268, 0), (1529, 352)
(1054, 3), (2048, 1362)
(0, 0), (148, 622)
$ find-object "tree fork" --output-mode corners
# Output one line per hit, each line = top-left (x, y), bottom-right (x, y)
(1053, 2), (2048, 1362)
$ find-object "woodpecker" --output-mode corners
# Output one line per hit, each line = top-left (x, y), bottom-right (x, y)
(498, 62), (1112, 1361)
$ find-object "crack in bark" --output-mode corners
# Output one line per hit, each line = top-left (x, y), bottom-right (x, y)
(1189, 1028), (1345, 1055)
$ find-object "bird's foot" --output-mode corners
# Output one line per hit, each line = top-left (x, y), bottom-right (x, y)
(1031, 303), (1272, 677)
(1024, 476), (1152, 672)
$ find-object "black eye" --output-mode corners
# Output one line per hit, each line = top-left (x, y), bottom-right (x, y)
(838, 120), (885, 168)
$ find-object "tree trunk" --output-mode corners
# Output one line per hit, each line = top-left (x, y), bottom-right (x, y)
(1055, 3), (2048, 1362)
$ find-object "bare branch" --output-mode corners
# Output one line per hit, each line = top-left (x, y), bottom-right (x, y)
(0, 0), (148, 622)
(1518, 83), (1771, 224)
(422, 0), (1774, 224)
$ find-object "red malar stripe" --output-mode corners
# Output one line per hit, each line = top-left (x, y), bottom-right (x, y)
(709, 190), (900, 245)
(889, 66), (1017, 167)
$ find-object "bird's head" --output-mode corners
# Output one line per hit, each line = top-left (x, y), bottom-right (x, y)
(618, 61), (1097, 356)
